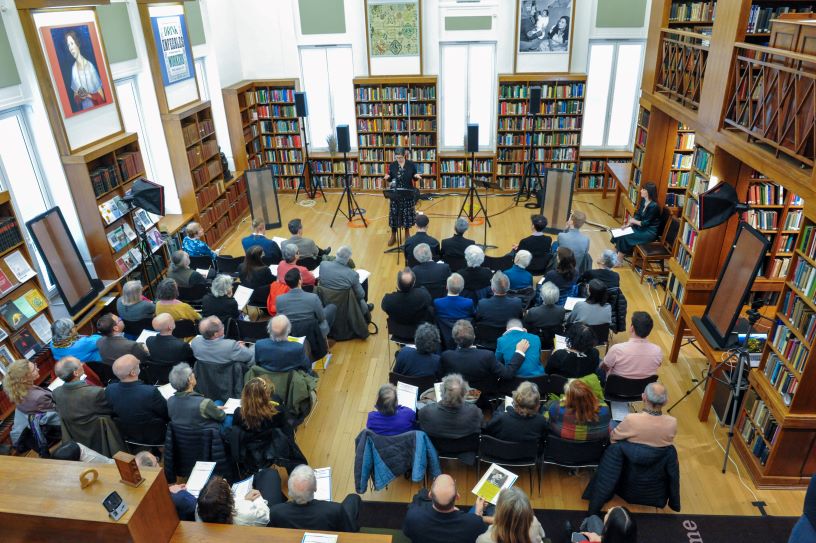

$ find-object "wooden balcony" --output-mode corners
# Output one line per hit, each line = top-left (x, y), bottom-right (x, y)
(655, 29), (710, 112)
(724, 42), (816, 168)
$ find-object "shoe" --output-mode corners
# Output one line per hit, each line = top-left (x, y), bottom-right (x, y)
(367, 303), (374, 312)
(322, 246), (332, 255)
(387, 233), (397, 246)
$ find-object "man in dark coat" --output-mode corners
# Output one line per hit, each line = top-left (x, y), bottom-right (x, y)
(475, 271), (523, 328)
(381, 268), (435, 325)
(441, 217), (476, 260)
(404, 214), (441, 266)
(412, 243), (451, 299)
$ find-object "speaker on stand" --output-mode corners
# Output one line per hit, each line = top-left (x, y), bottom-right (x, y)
(516, 86), (546, 206)
(331, 125), (367, 228)
(294, 91), (325, 203)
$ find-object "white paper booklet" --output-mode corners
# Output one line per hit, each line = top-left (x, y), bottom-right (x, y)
(157, 383), (175, 400)
(472, 463), (518, 505)
(554, 334), (568, 351)
(564, 297), (586, 311)
(302, 534), (338, 543)
(396, 381), (418, 411)
(610, 401), (631, 422)
(222, 398), (241, 415)
(611, 226), (634, 238)
(186, 461), (216, 497)
(233, 285), (254, 311)
(231, 475), (254, 500)
(136, 329), (158, 344)
(314, 467), (332, 501)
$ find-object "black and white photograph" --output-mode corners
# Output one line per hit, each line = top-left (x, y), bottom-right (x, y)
(517, 0), (572, 54)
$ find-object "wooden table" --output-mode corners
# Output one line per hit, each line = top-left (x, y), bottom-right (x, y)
(604, 162), (631, 219)
(159, 213), (195, 236)
(172, 522), (392, 542)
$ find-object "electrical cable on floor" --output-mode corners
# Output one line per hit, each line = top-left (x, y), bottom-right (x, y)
(572, 198), (618, 221)
(711, 419), (760, 503)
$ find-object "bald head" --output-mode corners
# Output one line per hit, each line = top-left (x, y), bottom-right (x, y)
(430, 474), (458, 512)
(644, 382), (668, 408)
(152, 313), (175, 335)
(113, 354), (141, 381)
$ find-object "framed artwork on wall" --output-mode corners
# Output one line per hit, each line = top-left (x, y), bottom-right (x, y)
(364, 0), (423, 75)
(150, 13), (195, 87)
(514, 0), (575, 72)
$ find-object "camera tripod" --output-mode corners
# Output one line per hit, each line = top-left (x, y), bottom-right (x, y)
(330, 151), (366, 228)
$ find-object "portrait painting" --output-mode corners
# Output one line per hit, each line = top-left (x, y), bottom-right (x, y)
(517, 0), (573, 55)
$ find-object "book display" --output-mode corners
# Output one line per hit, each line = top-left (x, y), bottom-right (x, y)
(667, 1), (815, 40)
(577, 150), (633, 192)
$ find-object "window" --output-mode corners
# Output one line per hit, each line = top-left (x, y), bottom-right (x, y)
(299, 46), (357, 151)
(440, 42), (496, 149)
(582, 41), (645, 149)
(194, 57), (209, 101)
(0, 109), (55, 290)
(114, 77), (155, 180)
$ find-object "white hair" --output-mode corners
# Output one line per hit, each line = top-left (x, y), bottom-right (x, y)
(454, 217), (469, 235)
(413, 243), (433, 263)
(268, 314), (291, 341)
(514, 250), (532, 269)
(169, 363), (193, 391)
(539, 281), (560, 305)
(446, 273), (464, 295)
(464, 244), (485, 268)
(336, 246), (352, 265)
(210, 275), (233, 297)
(288, 465), (317, 504)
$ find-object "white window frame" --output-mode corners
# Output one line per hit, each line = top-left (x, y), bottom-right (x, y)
(582, 39), (646, 151)
(113, 76), (156, 181)
(194, 57), (209, 101)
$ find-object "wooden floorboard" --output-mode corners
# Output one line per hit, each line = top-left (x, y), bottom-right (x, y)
(217, 189), (805, 516)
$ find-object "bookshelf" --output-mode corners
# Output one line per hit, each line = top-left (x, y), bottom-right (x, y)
(496, 74), (586, 192)
(438, 152), (496, 191)
(353, 76), (438, 191)
(665, 122), (695, 211)
(666, 1), (815, 41)
(626, 106), (651, 214)
(309, 152), (360, 190)
(576, 150), (633, 192)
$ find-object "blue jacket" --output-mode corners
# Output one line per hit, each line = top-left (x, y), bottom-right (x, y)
(504, 264), (533, 290)
(496, 329), (543, 377)
(242, 234), (282, 262)
(50, 335), (102, 362)
(255, 339), (311, 373)
(354, 429), (441, 493)
(433, 295), (474, 321)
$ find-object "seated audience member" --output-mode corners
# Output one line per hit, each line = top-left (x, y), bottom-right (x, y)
(558, 211), (590, 267)
(404, 213), (441, 263)
(277, 268), (336, 338)
(601, 311), (662, 379)
(484, 381), (546, 443)
(475, 487), (546, 543)
(145, 314), (195, 366)
(105, 355), (169, 441)
(403, 473), (487, 543)
(545, 379), (611, 442)
(51, 356), (123, 456)
(51, 440), (114, 464)
(242, 218), (282, 262)
(788, 474), (816, 543)
(418, 373), (483, 439)
(496, 319), (543, 378)
(268, 464), (361, 532)
(182, 221), (217, 259)
(135, 451), (197, 521)
(441, 217), (475, 260)
(579, 249), (621, 289)
(441, 320), (528, 394)
(282, 218), (329, 260)
(567, 279), (612, 326)
(167, 250), (207, 288)
(412, 243), (451, 299)
(238, 245), (276, 294)
(475, 272), (523, 328)
(116, 280), (155, 322)
(254, 315), (311, 373)
(514, 214), (552, 261)
(544, 246), (578, 303)
(366, 383), (417, 436)
(155, 278), (202, 322)
(5, 359), (59, 432)
(503, 250), (534, 291)
(196, 475), (271, 526)
(201, 274), (241, 326)
(611, 382), (676, 447)
(524, 282), (566, 330)
(233, 377), (289, 438)
(394, 323), (442, 377)
(50, 318), (102, 362)
(191, 316), (254, 367)
(573, 506), (637, 543)
(546, 323), (600, 379)
(434, 273), (475, 321)
(277, 244), (316, 288)
(95, 313), (149, 367)
(615, 181), (661, 263)
(317, 245), (372, 319)
(166, 362), (225, 426)
(458, 245), (494, 295)
(381, 268), (435, 325)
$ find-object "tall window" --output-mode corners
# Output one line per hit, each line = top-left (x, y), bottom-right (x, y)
(194, 57), (209, 101)
(440, 42), (496, 149)
(0, 109), (55, 290)
(299, 46), (356, 151)
(114, 77), (155, 180)
(582, 41), (645, 149)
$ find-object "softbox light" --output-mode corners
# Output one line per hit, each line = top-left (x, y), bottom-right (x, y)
(699, 182), (748, 230)
(124, 178), (165, 216)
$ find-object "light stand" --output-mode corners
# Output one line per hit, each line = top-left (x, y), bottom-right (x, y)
(330, 150), (367, 228)
(296, 116), (326, 203)
(128, 208), (163, 300)
(458, 150), (491, 226)
(515, 111), (546, 206)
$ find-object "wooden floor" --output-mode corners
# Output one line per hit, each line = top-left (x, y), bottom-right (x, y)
(218, 189), (805, 517)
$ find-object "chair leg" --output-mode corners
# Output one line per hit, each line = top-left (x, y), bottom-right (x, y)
(528, 466), (533, 495)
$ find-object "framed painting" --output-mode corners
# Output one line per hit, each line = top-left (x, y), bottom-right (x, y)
(365, 0), (423, 74)
(515, 0), (575, 71)
(150, 13), (195, 87)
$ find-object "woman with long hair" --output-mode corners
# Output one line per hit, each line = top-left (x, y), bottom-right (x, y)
(573, 505), (637, 542)
(544, 246), (577, 304)
(546, 16), (570, 52)
(567, 279), (612, 326)
(475, 486), (546, 543)
(615, 180), (661, 264)
(64, 30), (105, 111)
(545, 379), (611, 442)
(234, 377), (286, 433)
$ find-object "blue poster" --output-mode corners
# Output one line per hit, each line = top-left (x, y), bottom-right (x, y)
(150, 13), (195, 86)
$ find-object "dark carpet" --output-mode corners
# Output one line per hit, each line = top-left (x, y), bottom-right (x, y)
(359, 500), (797, 543)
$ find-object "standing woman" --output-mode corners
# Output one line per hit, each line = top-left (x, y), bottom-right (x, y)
(614, 181), (661, 264)
(384, 147), (421, 247)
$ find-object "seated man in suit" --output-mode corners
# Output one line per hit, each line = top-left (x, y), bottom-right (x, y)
(105, 354), (169, 444)
(276, 268), (337, 338)
(317, 245), (372, 320)
(95, 313), (149, 367)
(166, 362), (225, 427)
(441, 217), (475, 261)
(513, 214), (553, 261)
(268, 464), (361, 532)
(254, 315), (312, 374)
(412, 243), (451, 299)
(418, 373), (483, 439)
(190, 316), (255, 367)
(475, 271), (524, 328)
(381, 268), (435, 325)
(145, 314), (196, 367)
(403, 472), (487, 543)
(242, 218), (282, 262)
(404, 214), (440, 265)
(440, 320), (528, 394)
(433, 273), (474, 321)
(281, 218), (329, 261)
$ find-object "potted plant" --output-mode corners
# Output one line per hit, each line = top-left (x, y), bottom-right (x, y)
(326, 133), (338, 156)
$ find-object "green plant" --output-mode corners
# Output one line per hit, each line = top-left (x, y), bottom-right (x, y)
(326, 133), (338, 155)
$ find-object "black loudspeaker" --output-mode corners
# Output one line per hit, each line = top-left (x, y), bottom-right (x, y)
(294, 92), (308, 117)
(124, 178), (165, 216)
(529, 86), (542, 115)
(336, 125), (351, 153)
(699, 182), (739, 230)
(466, 124), (479, 153)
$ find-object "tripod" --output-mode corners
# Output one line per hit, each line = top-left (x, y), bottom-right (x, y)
(458, 150), (491, 226)
(515, 113), (546, 205)
(330, 151), (366, 228)
(128, 208), (163, 299)
(295, 116), (326, 203)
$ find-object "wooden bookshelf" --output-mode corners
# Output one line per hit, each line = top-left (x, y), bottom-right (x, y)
(353, 76), (438, 191)
(309, 152), (360, 190)
(666, 1), (816, 41)
(438, 152), (496, 191)
(665, 122), (696, 210)
(496, 74), (586, 192)
(626, 105), (651, 213)
(576, 150), (632, 192)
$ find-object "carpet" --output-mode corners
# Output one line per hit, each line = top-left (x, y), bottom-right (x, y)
(359, 500), (797, 543)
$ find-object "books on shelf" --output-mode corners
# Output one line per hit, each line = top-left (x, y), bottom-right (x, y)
(0, 217), (22, 254)
(4, 251), (36, 284)
(771, 322), (809, 374)
(675, 132), (695, 151)
(693, 146), (713, 176)
(98, 196), (129, 226)
(747, 6), (813, 34)
(669, 1), (717, 23)
(738, 388), (778, 466)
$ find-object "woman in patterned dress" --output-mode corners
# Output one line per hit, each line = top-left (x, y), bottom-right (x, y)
(384, 147), (421, 246)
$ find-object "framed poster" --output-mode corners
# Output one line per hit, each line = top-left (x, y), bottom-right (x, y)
(515, 0), (575, 72)
(150, 13), (195, 86)
(365, 0), (422, 75)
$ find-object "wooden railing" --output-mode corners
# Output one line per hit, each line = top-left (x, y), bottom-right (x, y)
(724, 43), (816, 168)
(655, 29), (710, 111)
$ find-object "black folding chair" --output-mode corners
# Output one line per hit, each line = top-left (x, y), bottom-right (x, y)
(386, 318), (419, 366)
(539, 435), (608, 471)
(428, 433), (480, 469)
(530, 324), (564, 351)
(299, 256), (319, 271)
(588, 323), (611, 349)
(482, 254), (514, 272)
(178, 283), (209, 308)
(172, 319), (199, 339)
(474, 322), (504, 350)
(85, 361), (117, 385)
(441, 255), (466, 272)
(140, 359), (174, 385)
(604, 374), (659, 403)
(188, 255), (214, 271)
(122, 317), (154, 339)
(477, 435), (540, 494)
(388, 372), (437, 398)
(236, 319), (270, 343)
(216, 255), (245, 275)
(501, 373), (567, 399)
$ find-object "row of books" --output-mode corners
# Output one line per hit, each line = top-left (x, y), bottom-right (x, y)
(191, 160), (222, 191)
(690, 173), (710, 196)
(784, 210), (803, 231)
(667, 272), (685, 303)
(275, 149), (303, 163)
(357, 134), (435, 147)
(633, 147), (645, 169)
(198, 119), (215, 139)
(747, 181), (801, 207)
(267, 163), (302, 176)
(262, 135), (302, 149)
(770, 322), (810, 374)
(225, 177), (247, 205)
(764, 354), (799, 406)
(681, 222), (698, 251)
(117, 151), (144, 183)
(579, 160), (607, 173)
(791, 258), (816, 301)
(259, 120), (299, 134)
(105, 222), (136, 253)
(311, 161), (357, 175)
(257, 105), (297, 118)
(195, 182), (224, 212)
(255, 88), (295, 104)
(744, 209), (781, 230)
(242, 90), (257, 108)
(635, 126), (648, 148)
(98, 196), (130, 226)
(356, 103), (436, 117)
(694, 147), (713, 175)
(496, 162), (576, 175)
(575, 176), (607, 190)
(776, 233), (796, 254)
(199, 197), (231, 233)
(202, 215), (231, 248)
(0, 218), (22, 254)
(498, 147), (578, 162)
(639, 108), (650, 127)
(665, 192), (686, 208)
(738, 390), (777, 466)
(671, 152), (693, 170)
(90, 164), (121, 198)
(356, 119), (436, 132)
(668, 1), (716, 23)
(440, 160), (493, 174)
(675, 133), (695, 151)
(781, 290), (816, 344)
(498, 116), (582, 131)
(747, 6), (812, 34)
(386, 149), (436, 162)
(677, 244), (693, 274)
(668, 170), (690, 188)
(497, 132), (581, 147)
(201, 140), (219, 161)
(187, 146), (205, 169)
(499, 83), (585, 99)
(355, 86), (436, 102)
(182, 122), (201, 147)
(685, 198), (700, 230)
(767, 256), (792, 279)
(498, 100), (583, 116)
(664, 293), (681, 321)
(798, 225), (816, 260)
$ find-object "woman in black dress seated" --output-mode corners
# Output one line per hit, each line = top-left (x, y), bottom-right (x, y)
(614, 181), (661, 264)
(546, 323), (600, 379)
(384, 147), (422, 247)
